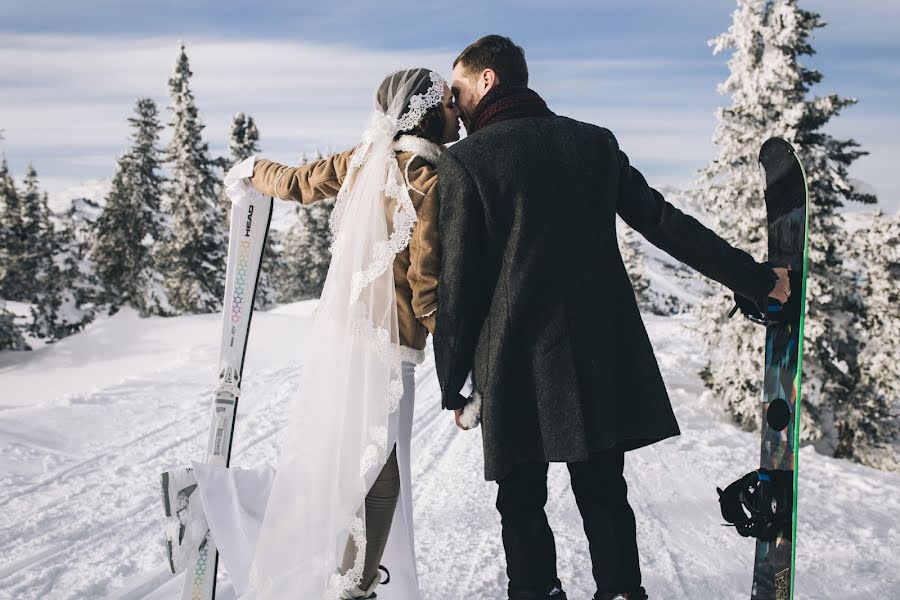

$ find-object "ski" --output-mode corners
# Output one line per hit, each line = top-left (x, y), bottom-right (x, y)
(180, 190), (273, 600)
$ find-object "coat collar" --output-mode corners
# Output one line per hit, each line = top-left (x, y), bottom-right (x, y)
(393, 135), (442, 164)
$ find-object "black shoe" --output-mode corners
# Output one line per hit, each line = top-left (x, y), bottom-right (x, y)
(340, 566), (390, 599)
(546, 579), (567, 600)
(593, 588), (648, 600)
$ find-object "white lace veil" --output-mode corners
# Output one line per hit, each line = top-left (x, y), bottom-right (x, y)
(245, 69), (446, 599)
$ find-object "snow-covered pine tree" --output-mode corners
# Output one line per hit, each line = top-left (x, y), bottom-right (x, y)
(0, 298), (28, 351)
(229, 113), (259, 161)
(277, 202), (333, 301)
(10, 164), (53, 304)
(226, 113), (279, 309)
(22, 166), (95, 340)
(161, 43), (227, 313)
(2, 160), (35, 348)
(0, 157), (30, 300)
(48, 197), (103, 329)
(275, 153), (334, 302)
(840, 211), (900, 469)
(92, 98), (172, 316)
(694, 0), (875, 451)
(617, 211), (692, 315)
(617, 219), (652, 310)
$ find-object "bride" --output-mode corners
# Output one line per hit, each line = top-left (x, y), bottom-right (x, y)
(163, 68), (462, 599)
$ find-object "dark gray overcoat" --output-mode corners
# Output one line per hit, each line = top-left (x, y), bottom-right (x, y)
(433, 115), (775, 481)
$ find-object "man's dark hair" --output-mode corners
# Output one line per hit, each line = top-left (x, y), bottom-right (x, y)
(453, 35), (528, 87)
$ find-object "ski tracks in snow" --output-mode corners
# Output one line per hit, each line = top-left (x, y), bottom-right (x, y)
(2, 310), (899, 599)
(0, 343), (299, 599)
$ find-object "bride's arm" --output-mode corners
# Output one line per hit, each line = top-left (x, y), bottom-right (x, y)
(408, 173), (440, 334)
(249, 148), (355, 204)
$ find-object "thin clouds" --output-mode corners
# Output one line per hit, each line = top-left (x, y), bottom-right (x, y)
(0, 34), (455, 190)
(2, 33), (711, 192)
(0, 21), (895, 209)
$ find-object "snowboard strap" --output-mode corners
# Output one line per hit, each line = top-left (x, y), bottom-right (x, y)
(729, 293), (767, 324)
(717, 468), (793, 541)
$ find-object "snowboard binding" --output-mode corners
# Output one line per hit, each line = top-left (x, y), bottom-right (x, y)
(717, 468), (793, 541)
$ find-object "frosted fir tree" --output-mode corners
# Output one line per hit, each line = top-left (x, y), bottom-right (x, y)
(839, 211), (900, 469)
(277, 201), (334, 301)
(0, 157), (30, 300)
(226, 113), (279, 309)
(694, 0), (875, 450)
(0, 298), (28, 351)
(275, 154), (334, 302)
(0, 160), (29, 347)
(21, 166), (95, 341)
(617, 212), (693, 315)
(92, 98), (172, 316)
(617, 220), (652, 309)
(46, 197), (103, 331)
(13, 165), (54, 303)
(161, 43), (227, 313)
(229, 113), (260, 161)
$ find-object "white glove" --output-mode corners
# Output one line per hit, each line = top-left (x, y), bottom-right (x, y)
(459, 392), (482, 430)
(224, 156), (256, 209)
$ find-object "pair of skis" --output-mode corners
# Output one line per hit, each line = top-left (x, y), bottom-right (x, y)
(172, 191), (273, 600)
(721, 138), (810, 600)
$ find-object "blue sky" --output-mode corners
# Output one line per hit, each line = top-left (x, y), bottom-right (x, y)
(1, 0), (897, 211)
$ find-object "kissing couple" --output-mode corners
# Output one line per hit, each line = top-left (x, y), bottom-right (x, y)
(162, 34), (790, 600)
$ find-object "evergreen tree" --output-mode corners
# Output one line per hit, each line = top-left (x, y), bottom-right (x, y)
(23, 166), (95, 340)
(0, 298), (28, 351)
(617, 220), (652, 309)
(0, 161), (29, 347)
(0, 157), (29, 300)
(277, 201), (334, 301)
(840, 211), (900, 469)
(229, 113), (260, 161)
(617, 217), (690, 315)
(16, 165), (53, 302)
(694, 0), (875, 450)
(92, 98), (172, 316)
(161, 43), (227, 313)
(275, 154), (334, 302)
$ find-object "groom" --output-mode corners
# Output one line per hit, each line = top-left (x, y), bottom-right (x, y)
(433, 35), (790, 600)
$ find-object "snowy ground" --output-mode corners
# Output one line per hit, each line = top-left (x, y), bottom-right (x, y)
(1, 303), (899, 599)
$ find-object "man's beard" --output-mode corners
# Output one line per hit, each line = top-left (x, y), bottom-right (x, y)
(461, 111), (474, 134)
(460, 98), (480, 134)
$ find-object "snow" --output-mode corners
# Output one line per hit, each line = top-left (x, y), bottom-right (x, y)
(47, 179), (110, 215)
(1, 302), (898, 599)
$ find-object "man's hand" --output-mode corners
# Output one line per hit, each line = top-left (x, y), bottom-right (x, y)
(454, 408), (472, 431)
(769, 266), (791, 304)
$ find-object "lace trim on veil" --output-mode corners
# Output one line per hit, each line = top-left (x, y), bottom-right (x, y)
(325, 75), (443, 600)
(250, 71), (445, 600)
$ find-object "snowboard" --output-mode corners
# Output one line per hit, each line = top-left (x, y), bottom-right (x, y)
(750, 137), (809, 600)
(181, 190), (273, 600)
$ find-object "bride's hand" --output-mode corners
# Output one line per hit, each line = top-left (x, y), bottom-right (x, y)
(454, 408), (472, 431)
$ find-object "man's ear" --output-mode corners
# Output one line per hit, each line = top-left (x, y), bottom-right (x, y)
(481, 68), (498, 94)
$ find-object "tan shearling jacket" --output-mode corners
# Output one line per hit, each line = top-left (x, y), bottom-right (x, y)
(249, 136), (440, 352)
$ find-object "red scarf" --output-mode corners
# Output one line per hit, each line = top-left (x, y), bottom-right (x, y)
(470, 85), (555, 134)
